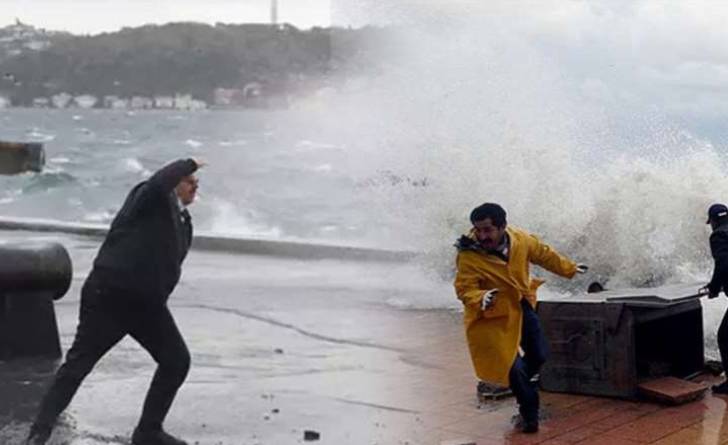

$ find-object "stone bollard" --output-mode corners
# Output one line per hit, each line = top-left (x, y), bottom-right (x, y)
(0, 242), (72, 360)
(0, 141), (45, 174)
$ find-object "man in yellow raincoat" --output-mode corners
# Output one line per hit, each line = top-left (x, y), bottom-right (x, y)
(454, 202), (587, 433)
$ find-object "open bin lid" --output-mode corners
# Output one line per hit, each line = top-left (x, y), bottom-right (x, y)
(597, 282), (704, 307)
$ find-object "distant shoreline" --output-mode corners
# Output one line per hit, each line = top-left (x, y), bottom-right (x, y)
(0, 21), (389, 109)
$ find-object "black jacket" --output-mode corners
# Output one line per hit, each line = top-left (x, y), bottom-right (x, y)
(709, 222), (728, 295)
(92, 159), (198, 302)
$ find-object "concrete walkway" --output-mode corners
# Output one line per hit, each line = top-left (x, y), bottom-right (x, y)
(2, 231), (728, 444)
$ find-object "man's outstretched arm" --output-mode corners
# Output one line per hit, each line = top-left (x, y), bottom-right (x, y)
(527, 233), (578, 278)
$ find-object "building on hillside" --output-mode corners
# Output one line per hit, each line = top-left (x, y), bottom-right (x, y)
(154, 96), (174, 109)
(109, 97), (129, 109)
(103, 95), (118, 108)
(188, 99), (207, 111)
(23, 40), (49, 51)
(74, 95), (97, 109)
(32, 97), (50, 108)
(243, 82), (263, 99)
(51, 92), (72, 109)
(213, 88), (242, 106)
(130, 96), (154, 109)
(174, 94), (193, 110)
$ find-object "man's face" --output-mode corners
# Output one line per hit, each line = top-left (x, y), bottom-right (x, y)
(175, 174), (199, 206)
(473, 218), (506, 249)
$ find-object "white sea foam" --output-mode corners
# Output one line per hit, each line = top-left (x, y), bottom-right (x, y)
(312, 164), (333, 173)
(122, 158), (151, 177)
(325, 23), (724, 284)
(208, 198), (282, 239)
(218, 139), (248, 147)
(282, 11), (728, 313)
(296, 140), (340, 151)
(83, 209), (116, 223)
(25, 128), (55, 141)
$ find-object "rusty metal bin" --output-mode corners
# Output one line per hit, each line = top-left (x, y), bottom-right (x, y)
(0, 141), (45, 174)
(538, 283), (704, 399)
(0, 242), (72, 360)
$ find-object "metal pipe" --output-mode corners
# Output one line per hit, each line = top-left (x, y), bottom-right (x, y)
(0, 242), (72, 300)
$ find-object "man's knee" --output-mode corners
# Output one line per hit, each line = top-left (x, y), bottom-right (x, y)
(56, 354), (97, 385)
(720, 322), (728, 344)
(159, 345), (190, 385)
(176, 347), (191, 380)
(718, 323), (728, 348)
(509, 357), (530, 389)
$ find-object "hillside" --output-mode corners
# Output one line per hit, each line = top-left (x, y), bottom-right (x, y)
(0, 22), (392, 107)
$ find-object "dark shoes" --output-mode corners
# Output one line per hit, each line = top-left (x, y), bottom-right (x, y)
(131, 427), (188, 445)
(476, 381), (512, 398)
(521, 420), (539, 434)
(712, 381), (728, 395)
(512, 413), (539, 434)
(25, 425), (51, 445)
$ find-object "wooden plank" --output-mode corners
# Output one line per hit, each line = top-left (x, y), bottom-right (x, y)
(638, 376), (707, 405)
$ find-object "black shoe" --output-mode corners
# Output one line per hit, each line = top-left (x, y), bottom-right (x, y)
(477, 381), (511, 397)
(512, 414), (539, 433)
(25, 425), (51, 445)
(521, 420), (539, 434)
(131, 428), (188, 445)
(712, 382), (728, 395)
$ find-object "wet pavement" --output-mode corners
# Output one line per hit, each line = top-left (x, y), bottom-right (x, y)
(3, 231), (728, 444)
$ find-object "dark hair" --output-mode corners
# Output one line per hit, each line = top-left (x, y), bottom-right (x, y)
(469, 202), (507, 227)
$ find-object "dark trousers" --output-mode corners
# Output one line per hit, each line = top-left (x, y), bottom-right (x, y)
(32, 274), (190, 433)
(719, 308), (728, 374)
(508, 299), (548, 423)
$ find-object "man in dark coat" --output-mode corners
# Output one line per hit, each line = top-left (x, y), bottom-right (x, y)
(26, 158), (203, 445)
(704, 203), (728, 395)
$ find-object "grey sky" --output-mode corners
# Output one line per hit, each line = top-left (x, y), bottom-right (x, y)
(3, 0), (728, 136)
(342, 0), (728, 134)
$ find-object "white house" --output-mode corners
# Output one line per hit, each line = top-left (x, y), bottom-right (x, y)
(154, 96), (174, 109)
(189, 99), (207, 111)
(173, 94), (193, 110)
(109, 98), (129, 109)
(51, 92), (72, 109)
(32, 97), (50, 108)
(130, 96), (154, 109)
(74, 95), (97, 109)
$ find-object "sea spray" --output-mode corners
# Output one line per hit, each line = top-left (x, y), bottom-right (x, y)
(315, 6), (728, 296)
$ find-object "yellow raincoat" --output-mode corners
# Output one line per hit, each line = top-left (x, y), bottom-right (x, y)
(454, 226), (577, 386)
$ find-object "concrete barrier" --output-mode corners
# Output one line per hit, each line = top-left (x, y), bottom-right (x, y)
(0, 216), (417, 262)
(0, 242), (72, 359)
(0, 141), (45, 174)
